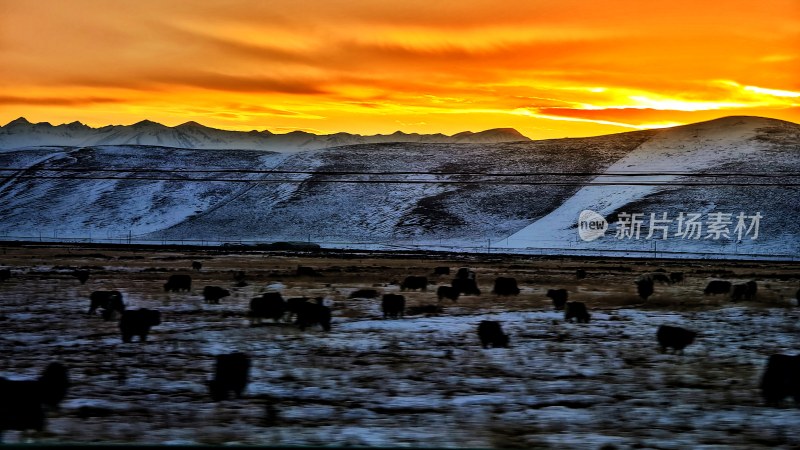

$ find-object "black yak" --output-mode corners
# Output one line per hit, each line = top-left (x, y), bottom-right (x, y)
(564, 301), (591, 323)
(381, 294), (405, 319)
(760, 354), (800, 406)
(400, 276), (428, 291)
(669, 272), (684, 283)
(164, 274), (192, 292)
(295, 298), (331, 331)
(209, 352), (251, 402)
(348, 289), (379, 299)
(546, 289), (568, 310)
(248, 292), (287, 324)
(437, 285), (460, 302)
(636, 277), (654, 301)
(433, 266), (450, 276)
(119, 308), (161, 343)
(492, 277), (520, 296)
(88, 290), (125, 321)
(72, 269), (90, 284)
(656, 325), (697, 354)
(704, 280), (731, 295)
(477, 320), (509, 349)
(203, 286), (231, 304)
(191, 261), (203, 271)
(0, 362), (69, 437)
(452, 278), (480, 296)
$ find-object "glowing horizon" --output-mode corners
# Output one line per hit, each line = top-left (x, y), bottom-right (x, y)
(1, 0), (798, 139)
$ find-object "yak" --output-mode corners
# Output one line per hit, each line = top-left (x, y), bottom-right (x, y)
(546, 289), (569, 310)
(564, 301), (591, 323)
(119, 308), (162, 343)
(400, 276), (428, 291)
(437, 285), (460, 302)
(0, 362), (69, 438)
(477, 320), (509, 349)
(209, 352), (251, 402)
(348, 289), (380, 299)
(203, 286), (231, 304)
(452, 278), (480, 296)
(88, 290), (125, 321)
(760, 354), (800, 406)
(381, 294), (406, 319)
(492, 277), (520, 296)
(704, 280), (732, 295)
(433, 266), (451, 276)
(656, 325), (697, 354)
(295, 298), (331, 331)
(248, 292), (286, 324)
(636, 277), (654, 300)
(669, 272), (684, 283)
(164, 274), (192, 292)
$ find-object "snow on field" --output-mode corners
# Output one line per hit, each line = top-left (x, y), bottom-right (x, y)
(1, 251), (800, 448)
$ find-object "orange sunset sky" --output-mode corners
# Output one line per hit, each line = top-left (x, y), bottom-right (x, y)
(1, 0), (798, 139)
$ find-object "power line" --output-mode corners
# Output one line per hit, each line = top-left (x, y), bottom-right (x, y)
(1, 174), (798, 186)
(0, 167), (798, 177)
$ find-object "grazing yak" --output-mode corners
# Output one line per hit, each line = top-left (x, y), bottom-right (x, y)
(296, 266), (322, 277)
(0, 269), (10, 282)
(649, 273), (671, 284)
(437, 285), (460, 302)
(400, 276), (428, 291)
(209, 352), (251, 402)
(669, 272), (684, 283)
(656, 325), (697, 354)
(72, 269), (90, 285)
(704, 280), (732, 295)
(248, 292), (287, 324)
(760, 354), (800, 406)
(635, 277), (654, 300)
(564, 301), (591, 323)
(576, 269), (587, 280)
(87, 290), (125, 320)
(492, 277), (520, 296)
(456, 267), (476, 280)
(119, 308), (162, 343)
(745, 280), (758, 300)
(0, 362), (70, 438)
(232, 270), (248, 287)
(546, 289), (569, 310)
(452, 278), (480, 296)
(164, 274), (192, 292)
(191, 261), (203, 271)
(731, 283), (748, 302)
(433, 266), (451, 276)
(348, 289), (380, 299)
(295, 298), (332, 331)
(381, 294), (406, 319)
(203, 286), (231, 304)
(477, 320), (509, 349)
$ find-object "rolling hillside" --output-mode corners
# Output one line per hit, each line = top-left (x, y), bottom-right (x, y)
(0, 116), (797, 258)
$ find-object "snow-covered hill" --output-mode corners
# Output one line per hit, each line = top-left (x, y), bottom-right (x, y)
(495, 116), (800, 257)
(0, 118), (530, 152)
(0, 116), (796, 259)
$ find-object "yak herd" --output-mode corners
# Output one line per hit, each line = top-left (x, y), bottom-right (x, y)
(0, 260), (799, 441)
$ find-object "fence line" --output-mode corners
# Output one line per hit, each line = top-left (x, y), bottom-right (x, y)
(0, 234), (795, 261)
